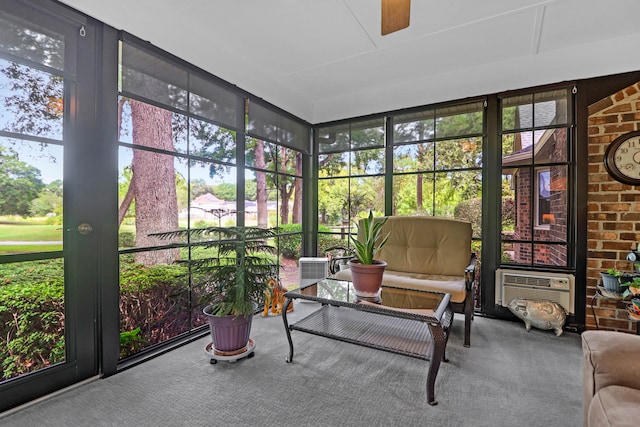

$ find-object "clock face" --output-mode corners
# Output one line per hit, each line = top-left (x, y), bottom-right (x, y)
(604, 131), (640, 185)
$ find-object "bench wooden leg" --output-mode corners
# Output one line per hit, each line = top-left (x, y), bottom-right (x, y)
(464, 296), (472, 348)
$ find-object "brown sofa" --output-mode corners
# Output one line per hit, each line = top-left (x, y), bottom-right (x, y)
(335, 215), (476, 347)
(582, 330), (640, 426)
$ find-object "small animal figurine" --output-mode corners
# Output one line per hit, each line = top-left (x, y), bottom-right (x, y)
(507, 298), (567, 336)
(262, 277), (293, 316)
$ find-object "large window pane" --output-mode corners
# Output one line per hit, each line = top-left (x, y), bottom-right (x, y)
(436, 107), (483, 138)
(317, 124), (350, 153)
(119, 252), (192, 359)
(500, 88), (572, 268)
(393, 110), (435, 143)
(534, 89), (569, 127)
(245, 169), (277, 228)
(501, 130), (546, 159)
(436, 137), (482, 169)
(188, 118), (235, 162)
(189, 160), (237, 228)
(118, 99), (182, 153)
(318, 177), (350, 227)
(434, 171), (481, 217)
(502, 89), (569, 131)
(0, 259), (65, 379)
(393, 142), (434, 173)
(350, 119), (384, 150)
(0, 12), (65, 71)
(393, 173), (434, 216)
(502, 94), (533, 131)
(534, 128), (568, 163)
(0, 138), (63, 254)
(351, 148), (384, 175)
(533, 243), (568, 266)
(318, 152), (349, 177)
(0, 58), (63, 141)
(118, 146), (184, 260)
(245, 138), (276, 171)
(350, 176), (385, 215)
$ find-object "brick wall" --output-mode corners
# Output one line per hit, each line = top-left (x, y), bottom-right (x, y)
(511, 128), (568, 266)
(587, 81), (640, 333)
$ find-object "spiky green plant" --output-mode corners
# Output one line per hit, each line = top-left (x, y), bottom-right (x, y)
(350, 211), (389, 265)
(151, 226), (278, 316)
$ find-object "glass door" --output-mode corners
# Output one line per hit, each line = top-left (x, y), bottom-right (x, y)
(0, 1), (100, 411)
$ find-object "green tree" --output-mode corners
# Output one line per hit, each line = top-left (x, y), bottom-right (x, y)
(213, 182), (236, 201)
(0, 146), (44, 216)
(190, 179), (214, 199)
(30, 180), (63, 217)
(0, 61), (63, 138)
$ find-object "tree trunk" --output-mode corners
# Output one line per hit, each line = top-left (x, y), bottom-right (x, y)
(292, 152), (303, 223)
(130, 100), (179, 265)
(279, 147), (290, 224)
(118, 177), (134, 227)
(280, 187), (290, 225)
(255, 139), (268, 228)
(417, 173), (423, 209)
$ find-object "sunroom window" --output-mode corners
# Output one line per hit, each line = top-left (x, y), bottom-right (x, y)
(500, 88), (573, 267)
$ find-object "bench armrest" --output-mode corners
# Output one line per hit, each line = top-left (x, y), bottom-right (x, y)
(464, 252), (477, 291)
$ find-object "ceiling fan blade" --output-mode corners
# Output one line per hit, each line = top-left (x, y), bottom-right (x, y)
(381, 0), (411, 36)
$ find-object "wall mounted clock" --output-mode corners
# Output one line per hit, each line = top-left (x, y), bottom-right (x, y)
(604, 130), (640, 185)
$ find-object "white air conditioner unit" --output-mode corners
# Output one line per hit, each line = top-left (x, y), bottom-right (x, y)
(298, 257), (329, 286)
(495, 269), (575, 314)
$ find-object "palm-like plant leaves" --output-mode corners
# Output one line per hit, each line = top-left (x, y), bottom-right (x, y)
(350, 211), (389, 264)
(150, 226), (279, 316)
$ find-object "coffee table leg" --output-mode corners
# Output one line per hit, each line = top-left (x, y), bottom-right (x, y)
(282, 297), (295, 362)
(426, 323), (446, 406)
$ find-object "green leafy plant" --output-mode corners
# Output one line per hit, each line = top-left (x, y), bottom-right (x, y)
(151, 226), (279, 317)
(349, 210), (389, 265)
(119, 327), (147, 358)
(622, 265), (640, 299)
(0, 259), (65, 379)
(606, 268), (623, 277)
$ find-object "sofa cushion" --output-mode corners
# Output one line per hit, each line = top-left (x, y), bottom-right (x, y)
(588, 385), (640, 427)
(582, 331), (640, 425)
(582, 331), (640, 394)
(335, 268), (466, 303)
(372, 216), (472, 277)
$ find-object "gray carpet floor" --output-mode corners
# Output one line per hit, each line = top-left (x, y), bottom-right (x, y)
(2, 302), (583, 426)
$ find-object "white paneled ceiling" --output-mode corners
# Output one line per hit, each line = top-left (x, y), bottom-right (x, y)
(59, 0), (640, 124)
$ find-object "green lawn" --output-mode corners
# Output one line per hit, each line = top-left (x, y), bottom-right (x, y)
(0, 223), (63, 241)
(0, 219), (63, 255)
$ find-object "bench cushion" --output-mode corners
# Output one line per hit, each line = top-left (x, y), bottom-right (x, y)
(335, 268), (467, 303)
(374, 216), (472, 277)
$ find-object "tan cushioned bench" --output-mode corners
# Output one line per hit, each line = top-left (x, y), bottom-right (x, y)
(335, 215), (476, 347)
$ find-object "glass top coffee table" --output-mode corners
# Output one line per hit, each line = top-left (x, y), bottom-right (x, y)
(282, 278), (453, 406)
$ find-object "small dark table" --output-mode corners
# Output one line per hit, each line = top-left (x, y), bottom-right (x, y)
(282, 278), (453, 406)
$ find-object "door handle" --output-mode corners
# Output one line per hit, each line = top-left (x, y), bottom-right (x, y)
(66, 223), (93, 235)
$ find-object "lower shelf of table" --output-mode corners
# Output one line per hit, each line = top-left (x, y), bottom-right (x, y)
(289, 304), (443, 360)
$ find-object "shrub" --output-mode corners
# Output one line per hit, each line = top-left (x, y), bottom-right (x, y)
(277, 224), (303, 258)
(118, 231), (135, 248)
(454, 198), (482, 238)
(502, 197), (515, 229)
(0, 259), (65, 379)
(119, 261), (195, 354)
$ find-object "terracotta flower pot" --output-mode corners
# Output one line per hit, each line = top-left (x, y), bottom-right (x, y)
(348, 259), (387, 298)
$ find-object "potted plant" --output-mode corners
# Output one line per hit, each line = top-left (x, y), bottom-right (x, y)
(601, 268), (632, 296)
(623, 276), (640, 299)
(152, 226), (278, 353)
(347, 210), (390, 298)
